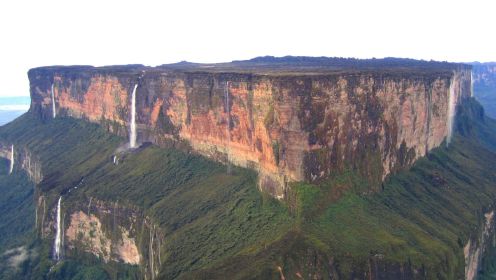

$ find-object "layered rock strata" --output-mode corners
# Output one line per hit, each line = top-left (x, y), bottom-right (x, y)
(36, 196), (163, 279)
(0, 142), (42, 183)
(28, 64), (472, 197)
(464, 210), (496, 280)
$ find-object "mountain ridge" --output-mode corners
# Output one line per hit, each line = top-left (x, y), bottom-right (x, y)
(28, 58), (472, 199)
(3, 57), (496, 279)
(1, 98), (496, 279)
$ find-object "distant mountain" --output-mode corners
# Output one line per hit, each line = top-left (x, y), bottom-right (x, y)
(472, 63), (496, 119)
(233, 55), (462, 69)
(0, 96), (30, 126)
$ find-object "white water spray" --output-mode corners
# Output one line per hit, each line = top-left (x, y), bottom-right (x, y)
(53, 196), (62, 261)
(130, 84), (138, 148)
(51, 84), (56, 118)
(9, 145), (14, 174)
(447, 78), (456, 146)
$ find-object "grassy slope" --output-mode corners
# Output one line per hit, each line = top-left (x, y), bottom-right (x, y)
(0, 116), (127, 280)
(78, 145), (293, 278)
(0, 160), (35, 280)
(185, 99), (496, 279)
(1, 98), (496, 279)
(0, 160), (35, 251)
(0, 114), (293, 279)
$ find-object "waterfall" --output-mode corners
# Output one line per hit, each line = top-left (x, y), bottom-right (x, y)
(129, 84), (138, 148)
(447, 77), (456, 146)
(41, 199), (46, 238)
(225, 81), (231, 174)
(51, 84), (56, 118)
(9, 145), (14, 174)
(150, 226), (155, 279)
(471, 71), (474, 97)
(53, 196), (62, 261)
(35, 203), (38, 230)
(87, 197), (92, 216)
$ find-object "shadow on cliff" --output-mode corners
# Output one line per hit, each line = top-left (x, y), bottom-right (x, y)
(2, 98), (496, 279)
(184, 98), (496, 279)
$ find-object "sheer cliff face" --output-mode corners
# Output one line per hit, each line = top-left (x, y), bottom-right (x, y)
(0, 142), (42, 183)
(36, 196), (163, 279)
(28, 67), (472, 197)
(464, 210), (496, 280)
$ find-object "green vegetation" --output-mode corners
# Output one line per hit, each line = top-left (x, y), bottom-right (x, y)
(0, 160), (34, 251)
(1, 98), (496, 279)
(187, 99), (496, 279)
(0, 113), (293, 279)
(271, 141), (280, 165)
(0, 160), (35, 280)
(44, 257), (140, 280)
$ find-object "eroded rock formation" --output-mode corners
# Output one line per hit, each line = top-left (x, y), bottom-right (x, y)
(28, 62), (472, 197)
(464, 210), (496, 280)
(36, 196), (164, 279)
(66, 211), (140, 265)
(0, 142), (42, 183)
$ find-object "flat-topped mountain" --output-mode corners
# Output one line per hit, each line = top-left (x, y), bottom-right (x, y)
(31, 56), (468, 75)
(5, 57), (496, 280)
(28, 57), (472, 198)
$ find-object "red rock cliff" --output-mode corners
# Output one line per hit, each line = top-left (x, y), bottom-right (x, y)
(28, 61), (472, 198)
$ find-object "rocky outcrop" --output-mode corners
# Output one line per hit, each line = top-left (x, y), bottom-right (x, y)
(36, 196), (164, 279)
(0, 142), (42, 183)
(464, 210), (496, 280)
(0, 142), (13, 169)
(66, 210), (140, 265)
(19, 147), (42, 184)
(28, 62), (472, 197)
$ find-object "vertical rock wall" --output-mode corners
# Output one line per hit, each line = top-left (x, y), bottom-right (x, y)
(36, 196), (164, 279)
(28, 66), (472, 197)
(0, 142), (42, 183)
(464, 210), (495, 280)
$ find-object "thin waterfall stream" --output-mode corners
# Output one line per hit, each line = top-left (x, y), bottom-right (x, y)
(53, 196), (62, 261)
(130, 84), (138, 148)
(9, 144), (14, 174)
(51, 84), (56, 118)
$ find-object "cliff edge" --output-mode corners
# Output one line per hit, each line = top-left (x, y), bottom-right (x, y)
(28, 57), (472, 198)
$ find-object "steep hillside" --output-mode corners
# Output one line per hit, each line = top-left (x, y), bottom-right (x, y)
(0, 114), (292, 279)
(1, 98), (496, 279)
(0, 161), (35, 280)
(4, 57), (496, 279)
(185, 99), (496, 279)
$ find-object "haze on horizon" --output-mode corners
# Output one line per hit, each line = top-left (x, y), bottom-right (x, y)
(1, 0), (494, 97)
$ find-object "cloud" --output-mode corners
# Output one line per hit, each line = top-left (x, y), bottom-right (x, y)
(2, 246), (36, 269)
(0, 105), (30, 111)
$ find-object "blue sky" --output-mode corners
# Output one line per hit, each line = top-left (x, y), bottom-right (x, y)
(1, 0), (495, 97)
